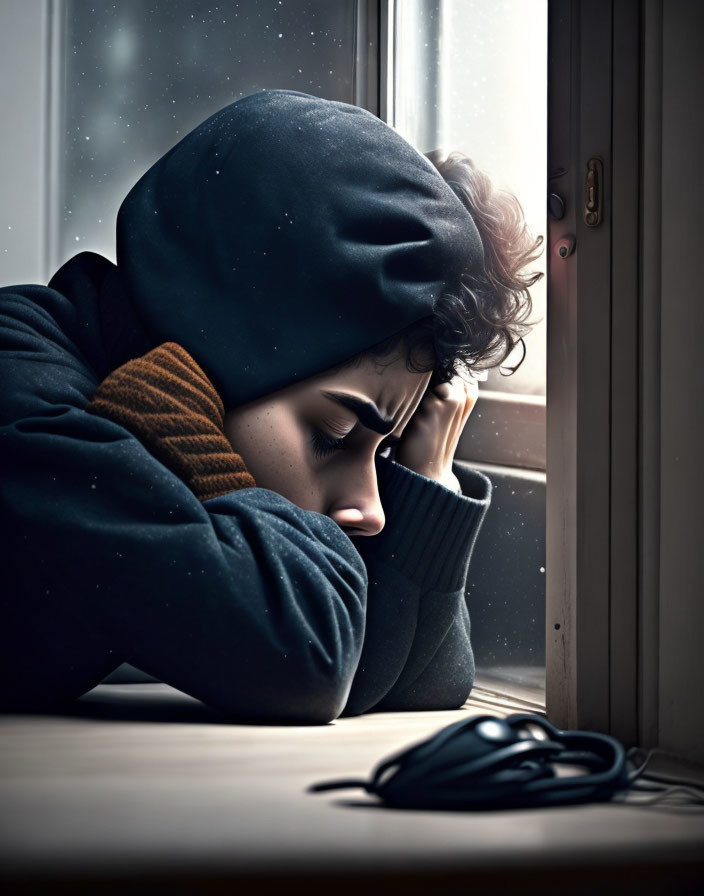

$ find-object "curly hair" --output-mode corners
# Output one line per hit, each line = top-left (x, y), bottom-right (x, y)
(335, 150), (543, 382)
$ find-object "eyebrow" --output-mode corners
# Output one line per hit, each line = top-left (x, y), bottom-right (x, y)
(321, 390), (399, 437)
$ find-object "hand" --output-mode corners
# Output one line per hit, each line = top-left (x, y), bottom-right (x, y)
(394, 369), (480, 491)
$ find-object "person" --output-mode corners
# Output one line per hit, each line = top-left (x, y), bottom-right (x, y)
(0, 90), (541, 723)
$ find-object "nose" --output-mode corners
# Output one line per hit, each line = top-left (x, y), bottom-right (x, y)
(328, 465), (385, 537)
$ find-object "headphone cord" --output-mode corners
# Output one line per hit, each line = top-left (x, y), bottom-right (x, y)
(611, 747), (704, 811)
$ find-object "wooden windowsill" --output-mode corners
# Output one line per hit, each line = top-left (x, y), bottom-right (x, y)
(1, 681), (702, 893)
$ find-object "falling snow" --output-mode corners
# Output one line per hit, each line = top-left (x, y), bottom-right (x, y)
(56, 0), (357, 266)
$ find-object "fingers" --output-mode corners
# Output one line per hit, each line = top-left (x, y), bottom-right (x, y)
(431, 380), (453, 399)
(424, 373), (479, 455)
(430, 371), (479, 406)
(396, 370), (482, 481)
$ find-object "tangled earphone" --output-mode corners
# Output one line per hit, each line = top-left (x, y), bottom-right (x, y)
(309, 713), (632, 810)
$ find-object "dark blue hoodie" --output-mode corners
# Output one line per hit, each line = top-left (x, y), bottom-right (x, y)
(0, 91), (491, 722)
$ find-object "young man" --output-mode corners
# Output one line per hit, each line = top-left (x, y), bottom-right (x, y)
(0, 90), (541, 722)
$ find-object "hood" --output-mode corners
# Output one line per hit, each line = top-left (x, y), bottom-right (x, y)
(115, 89), (483, 408)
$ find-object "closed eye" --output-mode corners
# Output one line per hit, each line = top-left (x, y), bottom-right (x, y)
(311, 428), (347, 459)
(311, 428), (400, 460)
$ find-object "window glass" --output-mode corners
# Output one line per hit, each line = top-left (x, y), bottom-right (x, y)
(60, 0), (356, 267)
(394, 0), (547, 693)
(393, 0), (547, 397)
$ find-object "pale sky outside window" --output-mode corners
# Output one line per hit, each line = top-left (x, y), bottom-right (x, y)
(394, 0), (548, 397)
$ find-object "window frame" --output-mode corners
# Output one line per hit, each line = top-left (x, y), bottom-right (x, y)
(545, 0), (641, 743)
(376, 0), (645, 740)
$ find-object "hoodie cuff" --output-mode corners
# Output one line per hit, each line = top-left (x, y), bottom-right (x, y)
(352, 454), (492, 593)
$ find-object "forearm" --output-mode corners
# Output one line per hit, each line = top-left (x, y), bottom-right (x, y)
(370, 590), (474, 712)
(342, 455), (491, 716)
(2, 412), (368, 722)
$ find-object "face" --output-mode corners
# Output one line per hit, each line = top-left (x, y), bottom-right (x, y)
(223, 351), (433, 537)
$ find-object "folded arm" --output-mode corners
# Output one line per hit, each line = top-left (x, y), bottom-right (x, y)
(342, 455), (491, 715)
(0, 305), (367, 723)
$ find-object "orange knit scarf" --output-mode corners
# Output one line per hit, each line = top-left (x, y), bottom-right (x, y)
(87, 342), (255, 502)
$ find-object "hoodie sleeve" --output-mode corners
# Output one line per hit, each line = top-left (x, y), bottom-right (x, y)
(0, 288), (367, 724)
(81, 341), (491, 718)
(342, 454), (491, 716)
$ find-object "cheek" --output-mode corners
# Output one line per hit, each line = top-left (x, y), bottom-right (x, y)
(224, 407), (319, 505)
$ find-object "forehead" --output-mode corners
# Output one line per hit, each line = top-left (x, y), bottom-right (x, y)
(332, 351), (425, 387)
(270, 347), (433, 416)
(316, 352), (431, 421)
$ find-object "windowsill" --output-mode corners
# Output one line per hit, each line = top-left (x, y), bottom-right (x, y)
(457, 390), (546, 471)
(472, 671), (546, 714)
(2, 682), (702, 892)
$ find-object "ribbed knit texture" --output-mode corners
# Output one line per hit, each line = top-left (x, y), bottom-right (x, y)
(86, 342), (256, 502)
(357, 454), (492, 593)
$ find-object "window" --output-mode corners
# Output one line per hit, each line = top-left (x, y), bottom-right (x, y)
(390, 0), (548, 692)
(55, 0), (360, 273)
(393, 0), (547, 400)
